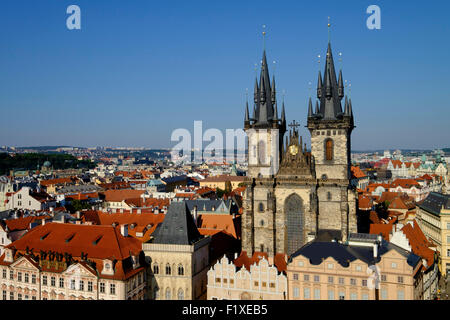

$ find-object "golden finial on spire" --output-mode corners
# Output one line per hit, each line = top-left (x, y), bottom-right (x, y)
(328, 16), (331, 42)
(262, 24), (267, 50)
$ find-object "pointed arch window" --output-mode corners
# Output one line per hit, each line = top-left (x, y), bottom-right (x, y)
(165, 264), (171, 275)
(153, 263), (159, 275)
(325, 139), (334, 161)
(178, 264), (184, 276)
(177, 288), (184, 300)
(165, 288), (171, 300)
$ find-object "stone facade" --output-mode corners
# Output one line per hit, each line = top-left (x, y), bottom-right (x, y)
(242, 43), (357, 257)
(143, 237), (210, 300)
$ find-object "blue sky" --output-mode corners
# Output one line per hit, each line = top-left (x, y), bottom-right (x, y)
(0, 0), (449, 150)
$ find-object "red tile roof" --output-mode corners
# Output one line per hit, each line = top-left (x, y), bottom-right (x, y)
(351, 166), (367, 179)
(369, 224), (394, 241)
(233, 251), (286, 273)
(101, 189), (145, 202)
(0, 223), (145, 280)
(401, 221), (435, 269)
(40, 177), (77, 187)
(197, 214), (239, 239)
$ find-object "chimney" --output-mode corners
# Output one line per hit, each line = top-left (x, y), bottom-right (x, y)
(120, 224), (128, 237)
(373, 243), (378, 258)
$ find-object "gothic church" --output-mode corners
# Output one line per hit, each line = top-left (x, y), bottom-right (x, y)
(242, 40), (357, 257)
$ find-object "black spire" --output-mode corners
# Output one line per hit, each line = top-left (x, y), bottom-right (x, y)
(308, 97), (313, 118)
(271, 75), (276, 103)
(253, 50), (275, 127)
(245, 100), (250, 123)
(315, 100), (320, 114)
(317, 71), (323, 99)
(343, 95), (349, 116)
(338, 69), (344, 98)
(316, 42), (344, 120)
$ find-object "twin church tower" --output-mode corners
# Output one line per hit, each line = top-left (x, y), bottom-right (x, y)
(242, 38), (357, 257)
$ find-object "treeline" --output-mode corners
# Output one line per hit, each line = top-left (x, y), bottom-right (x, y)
(0, 153), (96, 175)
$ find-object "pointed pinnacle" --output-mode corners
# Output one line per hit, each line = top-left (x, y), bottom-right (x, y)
(308, 97), (313, 117)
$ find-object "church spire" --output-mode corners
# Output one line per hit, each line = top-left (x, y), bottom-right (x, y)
(308, 97), (313, 118)
(317, 71), (323, 99)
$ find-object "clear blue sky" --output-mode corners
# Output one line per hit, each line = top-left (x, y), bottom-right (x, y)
(0, 0), (449, 150)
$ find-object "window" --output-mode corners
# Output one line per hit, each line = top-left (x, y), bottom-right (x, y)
(43, 275), (48, 285)
(70, 279), (76, 290)
(339, 292), (345, 300)
(314, 275), (320, 282)
(447, 249), (450, 258)
(24, 273), (28, 283)
(110, 284), (116, 295)
(391, 262), (397, 269)
(2, 269), (6, 279)
(327, 263), (333, 269)
(314, 288), (321, 300)
(258, 203), (264, 212)
(165, 288), (171, 300)
(356, 265), (362, 271)
(381, 289), (388, 300)
(79, 280), (84, 291)
(178, 288), (184, 300)
(350, 278), (356, 286)
(398, 276), (404, 284)
(88, 281), (93, 292)
(10, 292), (14, 300)
(304, 274), (309, 281)
(18, 272), (22, 282)
(339, 277), (344, 285)
(362, 293), (369, 300)
(32, 274), (36, 284)
(293, 273), (298, 281)
(298, 261), (304, 267)
(325, 139), (333, 161)
(362, 280), (367, 287)
(350, 293), (357, 300)
(153, 264), (159, 274)
(328, 276), (334, 284)
(100, 283), (105, 293)
(327, 192), (332, 201)
(166, 264), (171, 275)
(293, 287), (300, 298)
(397, 290), (405, 300)
(9, 270), (13, 280)
(328, 290), (334, 300)
(447, 235), (450, 243)
(18, 293), (22, 300)
(18, 201), (21, 206)
(304, 287), (310, 299)
(25, 295), (29, 300)
(32, 296), (36, 300)
(51, 276), (56, 287)
(447, 222), (450, 230)
(59, 278), (64, 288)
(178, 264), (184, 276)
(2, 290), (6, 300)
(381, 275), (386, 282)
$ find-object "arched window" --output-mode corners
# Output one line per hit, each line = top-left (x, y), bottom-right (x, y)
(177, 288), (184, 300)
(260, 244), (264, 252)
(165, 264), (171, 275)
(178, 264), (184, 276)
(325, 139), (333, 161)
(327, 192), (332, 201)
(258, 203), (264, 212)
(153, 263), (159, 274)
(165, 288), (171, 300)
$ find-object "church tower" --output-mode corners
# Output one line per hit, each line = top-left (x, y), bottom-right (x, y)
(242, 49), (286, 256)
(306, 41), (357, 241)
